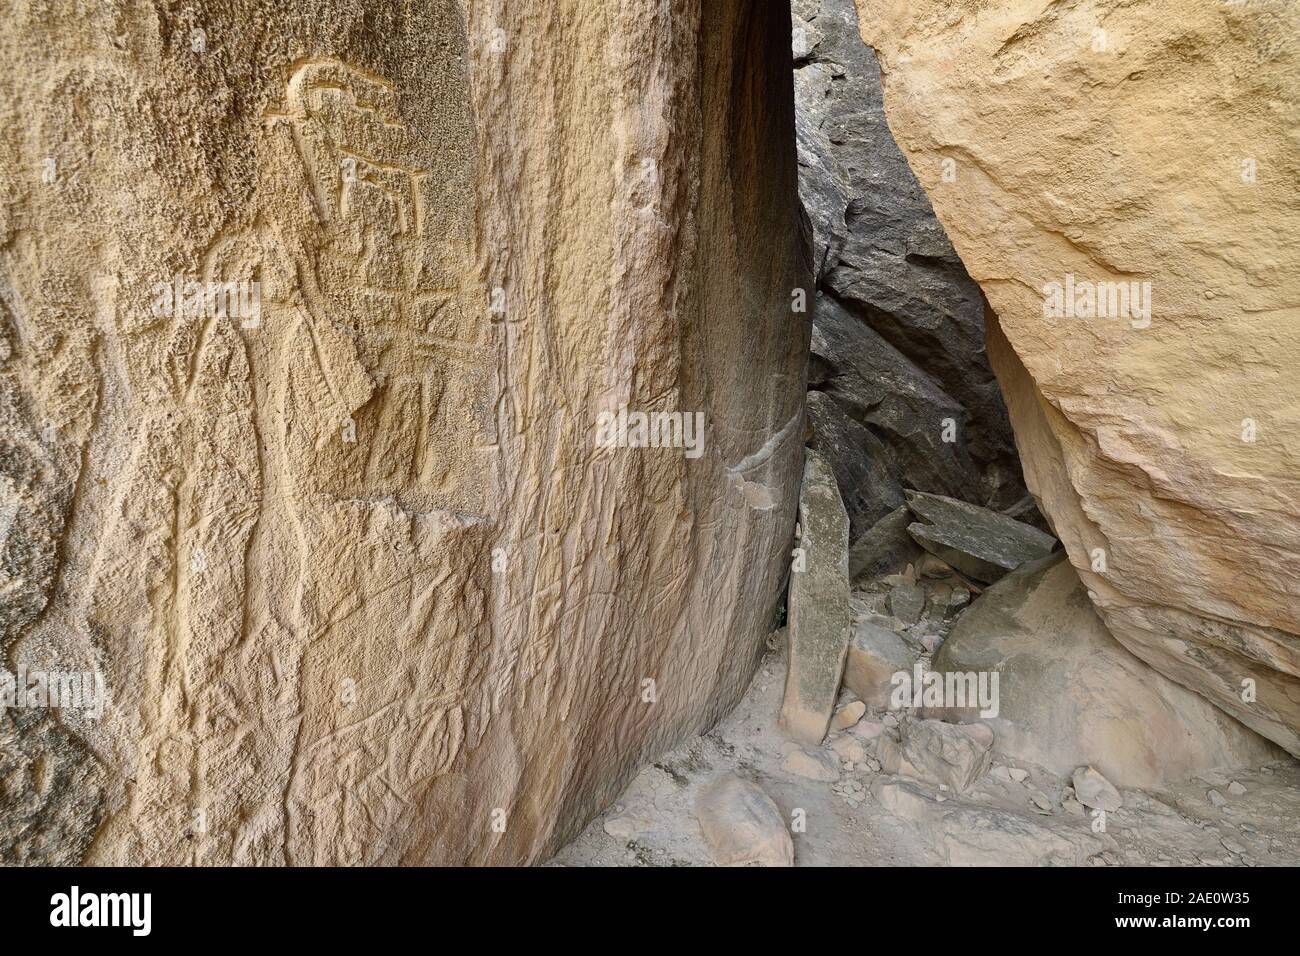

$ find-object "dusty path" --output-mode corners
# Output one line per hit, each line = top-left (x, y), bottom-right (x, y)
(552, 630), (1300, 867)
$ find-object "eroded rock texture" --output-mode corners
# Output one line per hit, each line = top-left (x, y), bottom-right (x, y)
(0, 1), (808, 864)
(934, 554), (1281, 790)
(780, 449), (850, 746)
(794, 0), (1028, 541)
(858, 0), (1300, 753)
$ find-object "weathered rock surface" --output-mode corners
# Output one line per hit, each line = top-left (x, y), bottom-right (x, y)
(847, 505), (922, 582)
(887, 582), (926, 624)
(695, 773), (794, 868)
(0, 707), (105, 865)
(1072, 767), (1122, 814)
(873, 777), (1110, 866)
(831, 699), (866, 731)
(843, 618), (916, 705)
(782, 747), (840, 783)
(804, 388), (902, 539)
(877, 717), (993, 794)
(795, 0), (1029, 528)
(0, 1), (808, 864)
(933, 555), (1281, 789)
(782, 450), (851, 746)
(906, 490), (1057, 584)
(858, 0), (1300, 755)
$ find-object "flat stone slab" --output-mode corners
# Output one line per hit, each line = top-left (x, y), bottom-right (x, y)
(781, 449), (851, 746)
(848, 505), (923, 582)
(904, 489), (1056, 584)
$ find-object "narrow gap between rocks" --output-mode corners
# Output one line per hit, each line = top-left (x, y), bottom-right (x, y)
(550, 0), (1299, 867)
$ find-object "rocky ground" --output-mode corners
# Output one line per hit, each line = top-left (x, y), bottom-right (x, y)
(552, 651), (1300, 868)
(551, 511), (1300, 867)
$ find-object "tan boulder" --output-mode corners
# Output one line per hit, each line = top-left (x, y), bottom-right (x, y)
(695, 774), (794, 868)
(933, 555), (1282, 788)
(831, 699), (866, 731)
(843, 619), (914, 709)
(877, 716), (993, 794)
(0, 2), (808, 864)
(857, 0), (1300, 754)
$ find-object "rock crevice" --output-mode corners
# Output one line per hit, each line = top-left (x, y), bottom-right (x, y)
(856, 0), (1300, 755)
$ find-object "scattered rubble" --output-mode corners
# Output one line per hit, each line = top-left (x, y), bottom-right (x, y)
(878, 717), (993, 794)
(556, 426), (1299, 869)
(553, 636), (1300, 867)
(872, 777), (1111, 866)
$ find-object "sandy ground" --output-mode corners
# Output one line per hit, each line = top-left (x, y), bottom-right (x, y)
(550, 641), (1300, 867)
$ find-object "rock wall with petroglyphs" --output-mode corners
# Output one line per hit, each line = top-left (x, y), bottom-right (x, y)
(855, 0), (1300, 755)
(0, 1), (808, 864)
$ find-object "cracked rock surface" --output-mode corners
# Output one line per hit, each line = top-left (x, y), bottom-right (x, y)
(0, 1), (809, 865)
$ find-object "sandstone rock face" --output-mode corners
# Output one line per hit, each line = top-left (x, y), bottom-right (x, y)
(858, 0), (1300, 754)
(795, 0), (1028, 542)
(934, 555), (1281, 789)
(0, 1), (808, 864)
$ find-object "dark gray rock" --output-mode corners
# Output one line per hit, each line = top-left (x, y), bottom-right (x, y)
(810, 294), (974, 518)
(805, 388), (902, 540)
(905, 489), (1057, 584)
(888, 582), (926, 625)
(793, 58), (848, 282)
(794, 0), (1033, 519)
(1002, 493), (1055, 535)
(848, 506), (923, 582)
